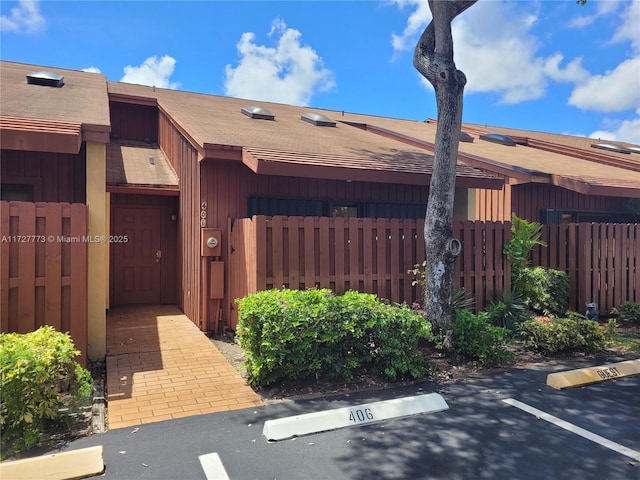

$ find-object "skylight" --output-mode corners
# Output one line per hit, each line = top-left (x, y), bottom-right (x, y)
(590, 143), (632, 154)
(301, 112), (336, 127)
(26, 71), (64, 88)
(241, 106), (275, 120)
(479, 133), (516, 146)
(459, 131), (474, 143)
(627, 146), (640, 154)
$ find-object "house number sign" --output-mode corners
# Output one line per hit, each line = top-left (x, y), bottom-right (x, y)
(200, 201), (207, 227)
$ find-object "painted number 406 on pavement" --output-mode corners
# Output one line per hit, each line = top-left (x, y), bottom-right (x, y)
(349, 408), (374, 423)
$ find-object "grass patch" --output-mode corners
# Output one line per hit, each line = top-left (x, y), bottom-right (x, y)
(607, 325), (640, 352)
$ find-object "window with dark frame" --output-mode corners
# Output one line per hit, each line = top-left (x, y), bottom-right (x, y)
(1, 184), (34, 202)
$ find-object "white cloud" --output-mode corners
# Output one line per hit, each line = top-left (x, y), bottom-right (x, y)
(391, 1), (585, 104)
(569, 56), (640, 112)
(82, 66), (101, 74)
(611, 0), (640, 51)
(224, 19), (335, 106)
(589, 112), (640, 144)
(390, 0), (431, 55)
(0, 0), (44, 34)
(121, 55), (179, 89)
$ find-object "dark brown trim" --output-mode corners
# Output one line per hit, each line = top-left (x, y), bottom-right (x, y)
(107, 184), (179, 196)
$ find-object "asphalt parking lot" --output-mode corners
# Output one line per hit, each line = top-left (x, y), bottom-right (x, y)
(65, 362), (639, 480)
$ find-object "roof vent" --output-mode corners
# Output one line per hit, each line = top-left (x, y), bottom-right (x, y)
(241, 106), (275, 120)
(591, 143), (632, 154)
(301, 112), (336, 127)
(459, 131), (474, 143)
(479, 133), (516, 146)
(627, 146), (640, 154)
(26, 71), (64, 88)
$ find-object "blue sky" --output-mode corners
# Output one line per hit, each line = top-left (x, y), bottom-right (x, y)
(1, 0), (639, 143)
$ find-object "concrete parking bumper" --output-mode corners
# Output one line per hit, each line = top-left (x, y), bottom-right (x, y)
(547, 358), (640, 389)
(0, 446), (104, 480)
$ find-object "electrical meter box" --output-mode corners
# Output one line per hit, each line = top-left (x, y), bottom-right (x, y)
(201, 228), (222, 256)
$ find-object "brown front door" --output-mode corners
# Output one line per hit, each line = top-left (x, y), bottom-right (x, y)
(111, 206), (163, 305)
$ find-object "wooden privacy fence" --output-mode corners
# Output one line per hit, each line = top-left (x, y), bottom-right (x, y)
(0, 201), (88, 366)
(533, 222), (639, 315)
(228, 216), (511, 329)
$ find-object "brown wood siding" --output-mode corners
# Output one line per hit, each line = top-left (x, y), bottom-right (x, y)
(511, 183), (626, 222)
(109, 193), (178, 305)
(0, 201), (88, 366)
(200, 159), (430, 330)
(227, 217), (511, 331)
(475, 182), (628, 222)
(475, 183), (512, 221)
(158, 111), (200, 327)
(109, 102), (159, 142)
(1, 148), (86, 203)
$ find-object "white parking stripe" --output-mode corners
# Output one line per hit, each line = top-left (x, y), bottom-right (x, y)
(198, 452), (230, 480)
(503, 398), (640, 462)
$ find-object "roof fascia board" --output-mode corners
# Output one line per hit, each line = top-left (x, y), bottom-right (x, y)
(108, 92), (158, 107)
(241, 149), (503, 189)
(203, 144), (243, 161)
(550, 175), (640, 199)
(106, 184), (180, 196)
(82, 123), (110, 144)
(0, 115), (82, 154)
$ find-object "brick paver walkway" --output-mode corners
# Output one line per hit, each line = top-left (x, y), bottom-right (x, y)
(106, 305), (263, 429)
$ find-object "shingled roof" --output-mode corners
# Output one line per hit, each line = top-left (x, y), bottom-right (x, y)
(0, 61), (110, 152)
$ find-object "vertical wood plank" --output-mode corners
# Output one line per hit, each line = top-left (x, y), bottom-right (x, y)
(0, 201), (10, 330)
(68, 203), (87, 366)
(348, 217), (360, 292)
(334, 217), (345, 295)
(389, 219), (400, 303)
(18, 202), (36, 333)
(303, 217), (316, 289)
(362, 218), (374, 294)
(614, 224), (625, 309)
(401, 219), (414, 304)
(318, 217), (331, 289)
(45, 203), (62, 330)
(288, 217), (300, 290)
(272, 217), (284, 289)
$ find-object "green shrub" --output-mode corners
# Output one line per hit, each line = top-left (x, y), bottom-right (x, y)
(515, 266), (569, 317)
(236, 289), (433, 386)
(0, 326), (93, 456)
(485, 291), (532, 333)
(519, 317), (606, 354)
(611, 301), (640, 325)
(503, 214), (547, 278)
(452, 309), (514, 366)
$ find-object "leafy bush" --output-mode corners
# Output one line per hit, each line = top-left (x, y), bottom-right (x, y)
(610, 301), (640, 325)
(519, 317), (606, 354)
(452, 309), (514, 366)
(503, 214), (547, 277)
(516, 266), (569, 317)
(485, 291), (532, 333)
(1, 326), (93, 456)
(236, 289), (433, 386)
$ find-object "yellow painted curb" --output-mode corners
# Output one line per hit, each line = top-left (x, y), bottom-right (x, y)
(0, 445), (103, 480)
(547, 359), (640, 390)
